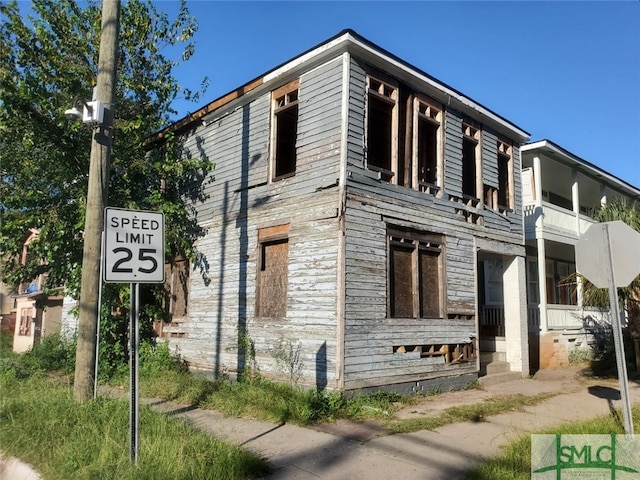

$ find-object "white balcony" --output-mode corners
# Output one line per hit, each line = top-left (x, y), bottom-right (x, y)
(524, 201), (596, 240)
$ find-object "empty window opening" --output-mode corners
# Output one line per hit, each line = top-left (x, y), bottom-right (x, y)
(366, 76), (397, 181)
(497, 139), (512, 211)
(414, 98), (442, 195)
(271, 81), (299, 180)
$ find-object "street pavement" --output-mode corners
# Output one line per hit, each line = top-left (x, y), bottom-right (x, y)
(2, 367), (639, 479)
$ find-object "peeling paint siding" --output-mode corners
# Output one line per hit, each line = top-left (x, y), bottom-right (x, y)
(346, 58), (366, 169)
(511, 145), (524, 234)
(482, 128), (499, 188)
(166, 57), (345, 389)
(444, 109), (464, 198)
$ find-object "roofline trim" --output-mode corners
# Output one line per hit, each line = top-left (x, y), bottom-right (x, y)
(522, 139), (640, 196)
(149, 29), (530, 145)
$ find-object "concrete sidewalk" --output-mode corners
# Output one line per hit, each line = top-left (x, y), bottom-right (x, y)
(147, 369), (640, 480)
(3, 369), (638, 479)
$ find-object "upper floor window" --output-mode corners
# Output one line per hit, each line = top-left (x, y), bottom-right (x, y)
(462, 122), (481, 201)
(413, 97), (443, 196)
(366, 75), (398, 182)
(271, 80), (299, 180)
(497, 139), (513, 212)
(388, 227), (444, 319)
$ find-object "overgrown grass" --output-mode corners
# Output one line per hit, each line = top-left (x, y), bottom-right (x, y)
(141, 364), (408, 425)
(0, 373), (270, 479)
(385, 393), (556, 434)
(0, 330), (13, 356)
(463, 405), (640, 480)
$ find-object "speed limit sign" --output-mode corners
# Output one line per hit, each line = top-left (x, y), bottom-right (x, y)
(104, 207), (165, 283)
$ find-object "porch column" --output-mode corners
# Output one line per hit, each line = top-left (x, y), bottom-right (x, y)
(571, 168), (580, 234)
(503, 255), (529, 375)
(533, 156), (548, 332)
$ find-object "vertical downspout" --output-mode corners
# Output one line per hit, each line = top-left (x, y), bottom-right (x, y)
(335, 51), (350, 389)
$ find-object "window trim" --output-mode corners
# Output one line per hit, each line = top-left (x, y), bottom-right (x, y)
(365, 74), (399, 183)
(412, 95), (444, 197)
(18, 307), (33, 336)
(496, 137), (514, 213)
(269, 79), (299, 182)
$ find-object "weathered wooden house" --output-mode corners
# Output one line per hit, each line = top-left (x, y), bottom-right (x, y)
(157, 30), (531, 393)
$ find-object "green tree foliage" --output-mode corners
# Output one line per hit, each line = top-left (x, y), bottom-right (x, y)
(0, 0), (213, 370)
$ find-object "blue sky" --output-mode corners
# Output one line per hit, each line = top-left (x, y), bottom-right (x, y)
(161, 1), (640, 189)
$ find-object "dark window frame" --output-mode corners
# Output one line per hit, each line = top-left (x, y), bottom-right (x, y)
(271, 80), (299, 181)
(366, 75), (398, 183)
(413, 96), (443, 196)
(462, 121), (481, 202)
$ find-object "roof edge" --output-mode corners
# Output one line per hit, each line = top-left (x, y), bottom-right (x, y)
(147, 29), (530, 146)
(522, 139), (640, 196)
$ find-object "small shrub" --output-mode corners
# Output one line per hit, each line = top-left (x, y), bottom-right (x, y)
(139, 341), (189, 378)
(1, 334), (76, 378)
(568, 346), (593, 365)
(271, 338), (304, 386)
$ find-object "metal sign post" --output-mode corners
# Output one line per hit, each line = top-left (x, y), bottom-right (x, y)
(130, 282), (140, 464)
(103, 207), (165, 463)
(601, 224), (634, 436)
(576, 220), (640, 437)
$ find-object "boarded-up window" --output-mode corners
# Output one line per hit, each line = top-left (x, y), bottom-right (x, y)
(389, 228), (443, 319)
(390, 244), (414, 318)
(419, 247), (440, 318)
(19, 308), (32, 336)
(271, 80), (299, 180)
(163, 257), (189, 319)
(257, 224), (289, 318)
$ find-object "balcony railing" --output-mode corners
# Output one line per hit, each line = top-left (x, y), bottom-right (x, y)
(480, 306), (505, 337)
(523, 201), (596, 236)
(527, 304), (611, 330)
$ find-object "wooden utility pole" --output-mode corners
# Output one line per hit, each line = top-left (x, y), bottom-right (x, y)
(73, 0), (120, 403)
